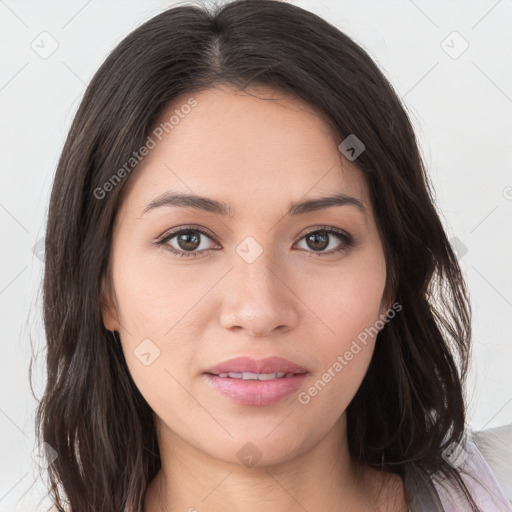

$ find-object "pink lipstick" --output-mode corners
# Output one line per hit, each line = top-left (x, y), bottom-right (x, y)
(203, 356), (309, 406)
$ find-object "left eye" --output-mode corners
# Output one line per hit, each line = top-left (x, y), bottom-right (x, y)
(156, 226), (354, 258)
(295, 229), (354, 254)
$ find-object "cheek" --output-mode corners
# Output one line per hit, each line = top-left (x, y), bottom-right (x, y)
(295, 252), (386, 412)
(112, 241), (210, 337)
(300, 248), (387, 347)
(109, 245), (208, 407)
(297, 286), (381, 423)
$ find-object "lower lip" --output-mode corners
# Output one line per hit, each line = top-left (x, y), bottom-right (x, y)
(204, 373), (308, 406)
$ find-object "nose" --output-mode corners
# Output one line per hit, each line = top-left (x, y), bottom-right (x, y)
(219, 249), (299, 337)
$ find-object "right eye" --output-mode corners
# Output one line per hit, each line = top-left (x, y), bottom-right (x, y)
(156, 227), (220, 258)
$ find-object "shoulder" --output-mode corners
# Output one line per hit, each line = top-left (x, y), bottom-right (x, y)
(431, 430), (512, 512)
(472, 424), (512, 502)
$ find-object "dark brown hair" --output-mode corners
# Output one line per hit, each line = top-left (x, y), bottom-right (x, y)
(34, 0), (477, 510)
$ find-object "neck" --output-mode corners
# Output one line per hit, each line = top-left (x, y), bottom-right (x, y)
(143, 413), (405, 512)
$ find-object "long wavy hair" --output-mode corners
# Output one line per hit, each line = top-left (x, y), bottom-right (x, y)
(33, 0), (476, 510)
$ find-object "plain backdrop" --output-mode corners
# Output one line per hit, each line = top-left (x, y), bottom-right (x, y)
(1, 0), (511, 510)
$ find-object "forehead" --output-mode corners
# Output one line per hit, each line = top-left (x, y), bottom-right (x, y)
(120, 84), (369, 218)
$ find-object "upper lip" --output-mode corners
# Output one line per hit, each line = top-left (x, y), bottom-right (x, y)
(205, 356), (309, 375)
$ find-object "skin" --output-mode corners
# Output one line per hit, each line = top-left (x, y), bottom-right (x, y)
(101, 84), (407, 511)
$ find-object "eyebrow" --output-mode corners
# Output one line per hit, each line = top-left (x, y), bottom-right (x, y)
(142, 191), (366, 217)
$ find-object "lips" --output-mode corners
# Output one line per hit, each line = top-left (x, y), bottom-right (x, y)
(203, 356), (309, 406)
(204, 356), (308, 376)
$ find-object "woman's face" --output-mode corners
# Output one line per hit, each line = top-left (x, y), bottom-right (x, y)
(102, 84), (389, 466)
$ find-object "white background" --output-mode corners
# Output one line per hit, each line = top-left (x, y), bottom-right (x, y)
(1, 0), (511, 510)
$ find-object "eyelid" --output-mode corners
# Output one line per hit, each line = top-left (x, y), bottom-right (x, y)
(156, 224), (219, 243)
(296, 224), (352, 241)
(157, 224), (351, 242)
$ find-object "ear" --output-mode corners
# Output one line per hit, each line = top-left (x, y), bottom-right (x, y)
(378, 285), (395, 320)
(379, 298), (392, 319)
(100, 273), (120, 332)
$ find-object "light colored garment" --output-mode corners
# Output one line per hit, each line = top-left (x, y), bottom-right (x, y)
(473, 424), (512, 503)
(405, 432), (512, 511)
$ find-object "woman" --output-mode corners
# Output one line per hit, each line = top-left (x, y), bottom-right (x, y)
(35, 0), (510, 510)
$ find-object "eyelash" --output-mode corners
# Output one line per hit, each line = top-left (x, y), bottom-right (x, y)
(155, 225), (355, 259)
